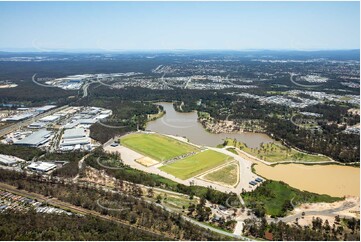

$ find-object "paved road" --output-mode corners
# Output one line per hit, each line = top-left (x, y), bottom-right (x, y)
(267, 200), (357, 224)
(184, 77), (192, 89)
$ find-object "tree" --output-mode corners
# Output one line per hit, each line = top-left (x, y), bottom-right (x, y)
(156, 194), (162, 203)
(147, 188), (154, 198)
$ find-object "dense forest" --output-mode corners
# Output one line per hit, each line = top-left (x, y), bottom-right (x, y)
(0, 168), (233, 241)
(0, 144), (44, 161)
(0, 211), (167, 241)
(243, 216), (360, 241)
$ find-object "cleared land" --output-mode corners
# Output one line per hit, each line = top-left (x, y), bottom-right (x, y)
(222, 139), (330, 162)
(136, 157), (159, 167)
(203, 162), (239, 187)
(160, 150), (231, 180)
(120, 133), (198, 161)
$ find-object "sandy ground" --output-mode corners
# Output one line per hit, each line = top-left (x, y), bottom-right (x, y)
(268, 196), (360, 227)
(294, 196), (360, 218)
(136, 156), (159, 167)
(297, 215), (336, 227)
(80, 167), (116, 187)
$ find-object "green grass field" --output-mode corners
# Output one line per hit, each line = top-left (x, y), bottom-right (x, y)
(120, 133), (198, 161)
(203, 163), (239, 187)
(243, 180), (342, 217)
(222, 139), (330, 163)
(160, 150), (232, 180)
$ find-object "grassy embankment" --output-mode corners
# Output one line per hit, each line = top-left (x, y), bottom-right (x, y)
(221, 139), (331, 163)
(243, 180), (342, 217)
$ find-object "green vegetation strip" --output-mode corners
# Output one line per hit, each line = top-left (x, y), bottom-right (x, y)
(222, 139), (330, 163)
(243, 180), (342, 217)
(120, 133), (199, 161)
(160, 150), (231, 180)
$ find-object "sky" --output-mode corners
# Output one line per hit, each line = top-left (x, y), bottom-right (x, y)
(0, 1), (359, 51)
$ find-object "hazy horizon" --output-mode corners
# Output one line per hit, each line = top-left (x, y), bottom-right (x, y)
(0, 1), (359, 51)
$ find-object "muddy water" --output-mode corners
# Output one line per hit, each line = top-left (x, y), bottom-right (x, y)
(146, 102), (274, 148)
(254, 162), (360, 197)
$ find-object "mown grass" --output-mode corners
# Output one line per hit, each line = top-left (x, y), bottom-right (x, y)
(160, 150), (231, 180)
(204, 163), (239, 186)
(120, 133), (199, 161)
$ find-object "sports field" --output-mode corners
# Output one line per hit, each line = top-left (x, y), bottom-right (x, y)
(203, 162), (239, 187)
(160, 150), (232, 180)
(120, 133), (198, 161)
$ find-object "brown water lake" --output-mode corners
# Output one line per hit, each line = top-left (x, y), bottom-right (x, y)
(146, 102), (274, 148)
(254, 162), (360, 197)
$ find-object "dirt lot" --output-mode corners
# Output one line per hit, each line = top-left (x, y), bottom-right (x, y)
(136, 156), (159, 167)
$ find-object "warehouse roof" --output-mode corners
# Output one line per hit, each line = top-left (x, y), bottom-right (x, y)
(60, 137), (90, 146)
(2, 112), (35, 122)
(39, 115), (60, 122)
(63, 128), (86, 139)
(14, 129), (52, 146)
(0, 154), (23, 166)
(27, 162), (57, 172)
(78, 119), (97, 124)
(35, 105), (57, 112)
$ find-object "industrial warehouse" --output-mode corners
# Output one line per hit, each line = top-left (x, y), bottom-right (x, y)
(1, 106), (112, 152)
(0, 154), (24, 167)
(14, 129), (53, 147)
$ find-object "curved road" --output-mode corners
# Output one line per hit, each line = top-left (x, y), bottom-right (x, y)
(267, 201), (357, 224)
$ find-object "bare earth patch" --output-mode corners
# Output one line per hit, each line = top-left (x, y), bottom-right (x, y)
(290, 196), (360, 227)
(136, 156), (159, 167)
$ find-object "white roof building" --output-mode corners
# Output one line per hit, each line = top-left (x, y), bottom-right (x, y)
(59, 137), (90, 147)
(39, 115), (60, 122)
(14, 129), (52, 147)
(62, 128), (86, 139)
(2, 113), (35, 122)
(63, 121), (79, 129)
(27, 162), (57, 173)
(0, 154), (24, 166)
(78, 119), (97, 124)
(35, 105), (57, 113)
(28, 122), (46, 129)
